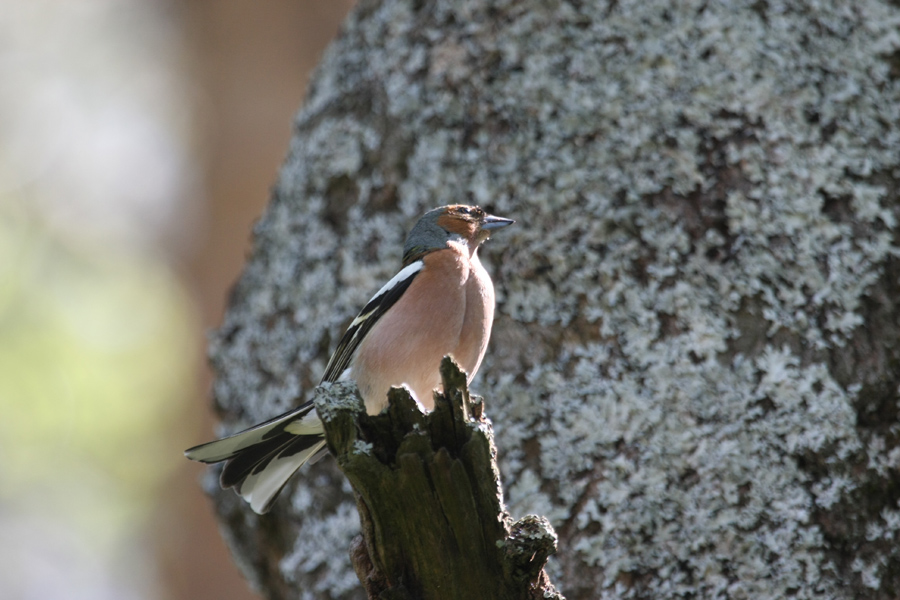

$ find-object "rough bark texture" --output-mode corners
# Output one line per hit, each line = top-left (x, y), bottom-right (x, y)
(312, 357), (562, 600)
(203, 1), (900, 598)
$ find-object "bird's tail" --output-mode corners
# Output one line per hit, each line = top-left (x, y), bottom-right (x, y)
(184, 401), (327, 514)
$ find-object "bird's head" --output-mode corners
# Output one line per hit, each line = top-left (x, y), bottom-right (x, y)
(403, 204), (514, 265)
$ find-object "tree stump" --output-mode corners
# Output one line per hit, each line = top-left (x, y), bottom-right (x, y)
(314, 357), (564, 600)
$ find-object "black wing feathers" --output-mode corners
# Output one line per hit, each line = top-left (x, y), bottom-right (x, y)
(185, 261), (422, 512)
(321, 264), (421, 382)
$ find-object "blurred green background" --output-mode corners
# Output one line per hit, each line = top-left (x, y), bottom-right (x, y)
(0, 1), (352, 598)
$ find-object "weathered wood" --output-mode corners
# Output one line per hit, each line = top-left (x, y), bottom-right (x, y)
(315, 357), (564, 600)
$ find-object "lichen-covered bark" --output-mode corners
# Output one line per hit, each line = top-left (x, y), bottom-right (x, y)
(204, 0), (900, 598)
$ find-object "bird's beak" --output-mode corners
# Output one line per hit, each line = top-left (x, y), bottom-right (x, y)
(481, 214), (515, 230)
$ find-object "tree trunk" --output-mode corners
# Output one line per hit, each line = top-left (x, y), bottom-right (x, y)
(203, 1), (900, 598)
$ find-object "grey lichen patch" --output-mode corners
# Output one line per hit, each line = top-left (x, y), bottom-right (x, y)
(207, 0), (900, 598)
(279, 486), (362, 599)
(314, 381), (366, 423)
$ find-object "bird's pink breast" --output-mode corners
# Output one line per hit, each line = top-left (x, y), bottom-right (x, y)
(351, 246), (494, 412)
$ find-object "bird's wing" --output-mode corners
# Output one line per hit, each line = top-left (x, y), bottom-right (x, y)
(321, 259), (424, 382)
(182, 259), (425, 514)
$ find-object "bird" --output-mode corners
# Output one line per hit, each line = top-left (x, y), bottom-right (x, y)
(185, 204), (514, 513)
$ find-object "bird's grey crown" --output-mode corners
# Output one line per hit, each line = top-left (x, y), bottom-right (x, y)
(403, 206), (457, 262)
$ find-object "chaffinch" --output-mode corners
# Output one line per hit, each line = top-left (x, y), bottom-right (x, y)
(185, 204), (514, 513)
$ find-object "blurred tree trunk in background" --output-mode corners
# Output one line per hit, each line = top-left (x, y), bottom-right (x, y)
(163, 2), (352, 600)
(203, 1), (900, 598)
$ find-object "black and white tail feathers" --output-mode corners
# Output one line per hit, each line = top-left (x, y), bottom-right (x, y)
(184, 401), (326, 514)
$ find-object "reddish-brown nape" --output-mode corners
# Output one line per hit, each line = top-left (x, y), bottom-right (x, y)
(435, 205), (485, 242)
